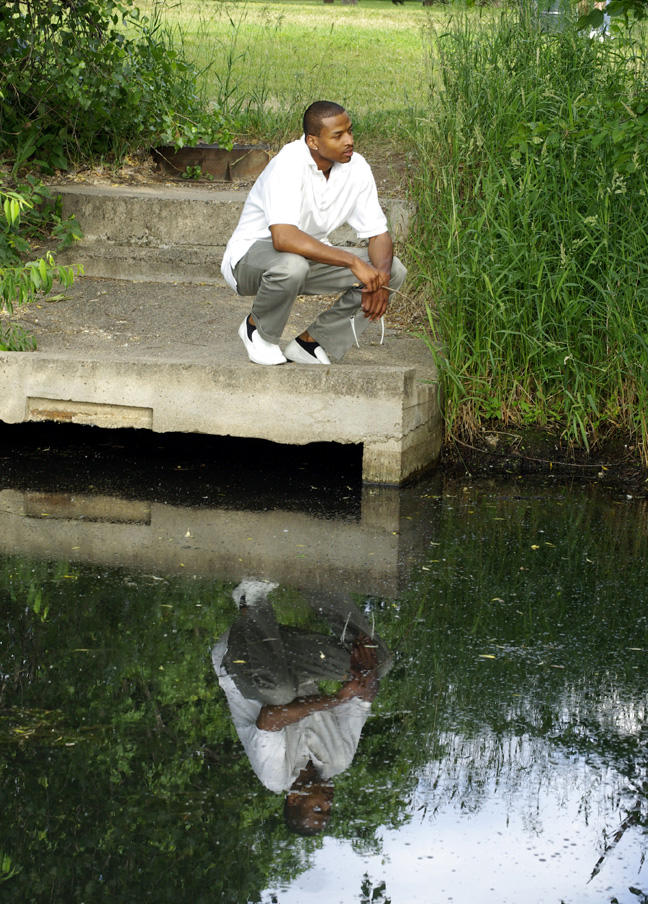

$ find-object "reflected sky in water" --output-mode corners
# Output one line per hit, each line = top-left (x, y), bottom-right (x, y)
(0, 428), (646, 903)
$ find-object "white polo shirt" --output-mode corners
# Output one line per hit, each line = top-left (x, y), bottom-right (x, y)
(212, 635), (372, 793)
(220, 136), (389, 292)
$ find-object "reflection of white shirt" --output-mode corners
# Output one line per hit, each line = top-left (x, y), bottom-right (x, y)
(212, 635), (371, 793)
(221, 136), (388, 292)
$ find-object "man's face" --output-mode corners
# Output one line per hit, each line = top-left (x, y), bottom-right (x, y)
(307, 112), (354, 170)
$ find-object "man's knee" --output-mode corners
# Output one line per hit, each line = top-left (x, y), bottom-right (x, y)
(268, 253), (310, 292)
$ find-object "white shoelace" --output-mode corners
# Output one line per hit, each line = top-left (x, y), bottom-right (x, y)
(350, 314), (385, 349)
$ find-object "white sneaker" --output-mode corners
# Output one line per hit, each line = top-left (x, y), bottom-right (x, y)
(285, 337), (331, 365)
(232, 579), (279, 608)
(238, 316), (287, 366)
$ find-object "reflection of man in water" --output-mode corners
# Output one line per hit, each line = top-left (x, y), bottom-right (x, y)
(212, 580), (392, 836)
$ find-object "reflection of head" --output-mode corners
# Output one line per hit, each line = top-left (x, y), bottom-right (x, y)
(284, 783), (334, 836)
(232, 579), (278, 608)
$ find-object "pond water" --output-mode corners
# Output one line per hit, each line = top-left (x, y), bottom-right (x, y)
(1, 427), (646, 904)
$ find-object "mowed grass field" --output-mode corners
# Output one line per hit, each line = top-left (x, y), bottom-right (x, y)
(139, 0), (443, 139)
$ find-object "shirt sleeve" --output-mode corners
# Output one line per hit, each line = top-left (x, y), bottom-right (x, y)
(346, 164), (388, 239)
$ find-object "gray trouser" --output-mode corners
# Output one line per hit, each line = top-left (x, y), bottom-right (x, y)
(232, 240), (407, 361)
(223, 593), (393, 706)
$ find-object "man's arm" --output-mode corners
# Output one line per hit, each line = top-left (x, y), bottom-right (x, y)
(270, 224), (387, 294)
(256, 634), (381, 731)
(256, 691), (348, 732)
(360, 232), (394, 322)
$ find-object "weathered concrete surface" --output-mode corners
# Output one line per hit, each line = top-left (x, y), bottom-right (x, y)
(51, 184), (413, 284)
(2, 275), (442, 485)
(0, 482), (439, 595)
(1, 354), (440, 485)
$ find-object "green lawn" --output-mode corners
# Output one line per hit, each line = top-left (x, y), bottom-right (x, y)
(140, 0), (440, 139)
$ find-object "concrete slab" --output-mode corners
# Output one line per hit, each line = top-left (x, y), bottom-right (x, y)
(51, 183), (413, 284)
(1, 276), (442, 485)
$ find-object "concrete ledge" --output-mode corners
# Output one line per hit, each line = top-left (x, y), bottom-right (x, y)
(52, 184), (413, 283)
(56, 243), (228, 285)
(0, 352), (442, 485)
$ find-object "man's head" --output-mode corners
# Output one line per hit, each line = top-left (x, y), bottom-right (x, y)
(284, 781), (335, 836)
(303, 101), (346, 138)
(303, 101), (354, 171)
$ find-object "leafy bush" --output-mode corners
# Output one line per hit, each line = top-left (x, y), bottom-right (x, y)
(0, 0), (235, 172)
(410, 12), (648, 462)
(1, 177), (80, 350)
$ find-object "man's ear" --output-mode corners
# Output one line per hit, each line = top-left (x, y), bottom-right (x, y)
(305, 134), (318, 151)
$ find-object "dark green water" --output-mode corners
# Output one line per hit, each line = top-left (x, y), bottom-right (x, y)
(0, 427), (646, 903)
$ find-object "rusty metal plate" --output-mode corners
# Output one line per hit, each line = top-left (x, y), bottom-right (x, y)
(151, 144), (270, 182)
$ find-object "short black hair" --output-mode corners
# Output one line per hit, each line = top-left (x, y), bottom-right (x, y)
(303, 101), (346, 138)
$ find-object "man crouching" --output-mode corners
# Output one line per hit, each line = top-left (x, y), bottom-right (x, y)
(221, 100), (406, 366)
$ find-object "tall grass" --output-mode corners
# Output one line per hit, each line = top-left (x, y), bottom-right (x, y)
(410, 12), (648, 462)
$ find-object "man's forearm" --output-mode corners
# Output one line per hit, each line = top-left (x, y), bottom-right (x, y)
(367, 232), (394, 279)
(271, 224), (360, 270)
(269, 224), (385, 293)
(256, 693), (344, 732)
(360, 232), (394, 320)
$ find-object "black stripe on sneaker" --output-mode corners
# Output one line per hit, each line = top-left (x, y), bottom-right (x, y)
(295, 336), (320, 356)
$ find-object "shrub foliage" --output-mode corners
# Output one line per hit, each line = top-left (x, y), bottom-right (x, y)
(0, 0), (234, 171)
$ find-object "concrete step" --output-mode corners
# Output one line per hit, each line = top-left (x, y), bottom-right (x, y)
(53, 184), (413, 284)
